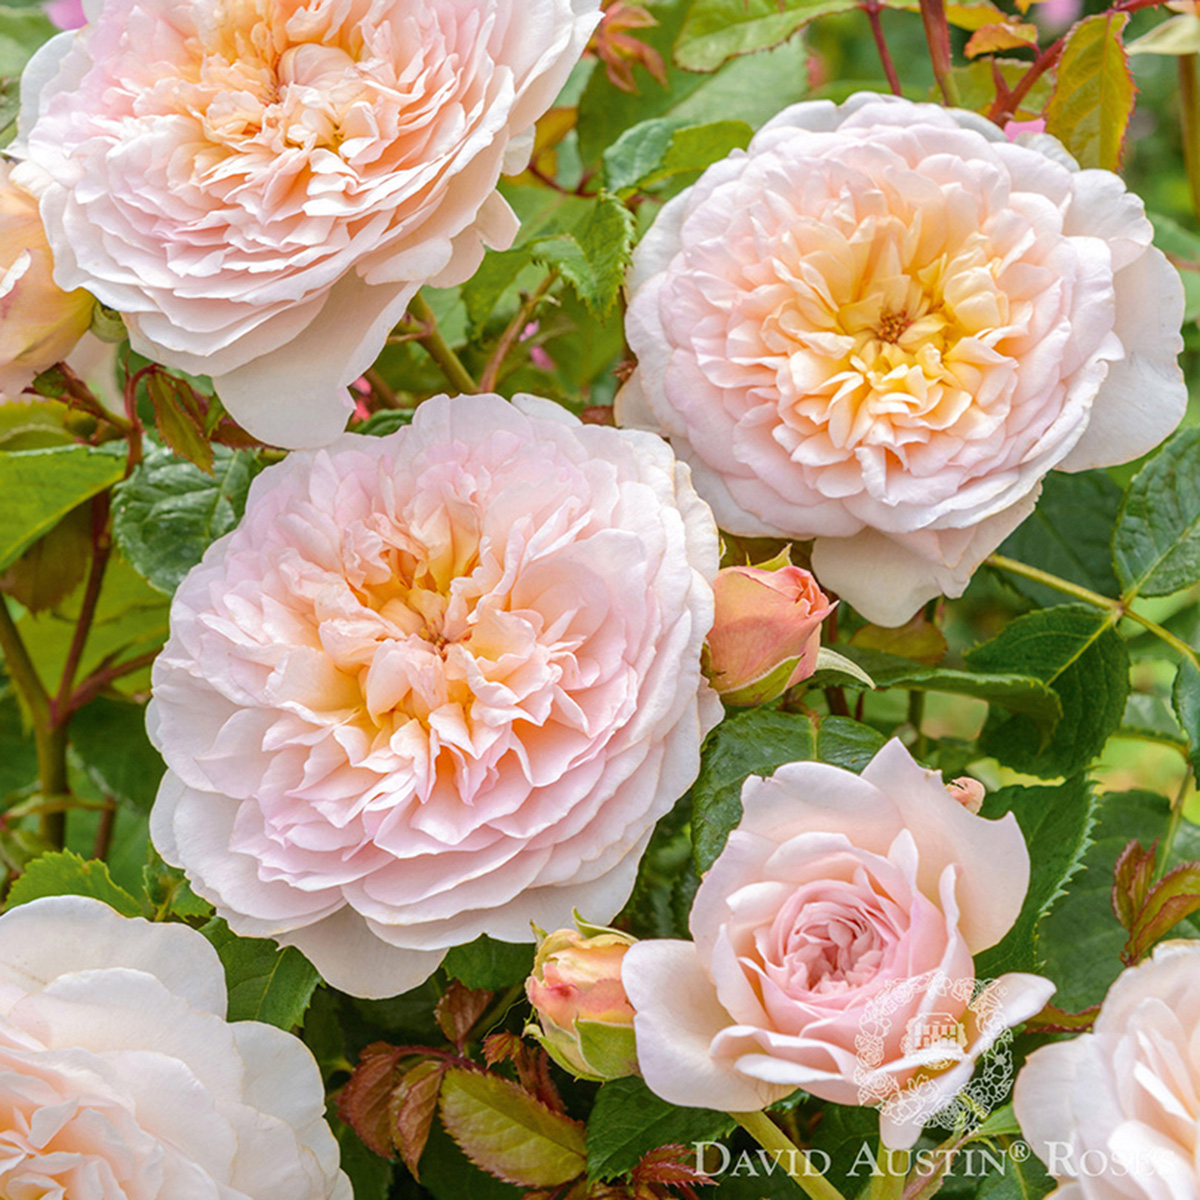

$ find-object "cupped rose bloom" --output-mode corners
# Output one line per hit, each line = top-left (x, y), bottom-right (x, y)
(1015, 941), (1200, 1198)
(617, 93), (1186, 626)
(526, 925), (638, 1080)
(705, 560), (833, 705)
(0, 160), (93, 399)
(11, 0), (601, 448)
(622, 740), (1054, 1148)
(0, 895), (349, 1200)
(149, 393), (721, 999)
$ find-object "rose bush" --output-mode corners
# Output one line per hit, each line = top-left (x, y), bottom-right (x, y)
(622, 739), (1054, 1148)
(0, 895), (348, 1200)
(11, 0), (600, 447)
(0, 159), (93, 400)
(149, 392), (720, 998)
(1014, 940), (1200, 1198)
(617, 93), (1186, 625)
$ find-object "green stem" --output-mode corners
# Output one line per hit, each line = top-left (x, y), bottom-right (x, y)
(469, 981), (526, 1044)
(1180, 55), (1200, 226)
(1158, 769), (1194, 881)
(986, 554), (1200, 671)
(407, 293), (479, 395)
(868, 1141), (908, 1200)
(731, 1110), (847, 1200)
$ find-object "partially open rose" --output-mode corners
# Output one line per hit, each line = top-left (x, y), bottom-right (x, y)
(623, 740), (1053, 1147)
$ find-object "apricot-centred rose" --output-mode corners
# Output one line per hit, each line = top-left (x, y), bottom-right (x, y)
(0, 160), (92, 399)
(12, 0), (600, 447)
(617, 93), (1186, 626)
(1015, 941), (1200, 1199)
(623, 740), (1054, 1149)
(149, 393), (720, 998)
(0, 895), (349, 1200)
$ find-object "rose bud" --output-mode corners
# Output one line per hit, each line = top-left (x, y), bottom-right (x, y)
(0, 161), (93, 399)
(945, 777), (986, 814)
(526, 925), (638, 1081)
(705, 557), (835, 706)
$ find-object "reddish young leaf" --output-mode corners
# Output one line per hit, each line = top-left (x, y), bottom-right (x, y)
(1023, 1001), (1100, 1034)
(1112, 839), (1157, 931)
(147, 371), (214, 474)
(338, 1043), (409, 1158)
(1125, 860), (1200, 962)
(436, 979), (494, 1048)
(388, 1060), (446, 1181)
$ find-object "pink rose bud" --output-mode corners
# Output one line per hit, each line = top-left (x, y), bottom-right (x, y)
(526, 926), (638, 1081)
(0, 162), (94, 399)
(705, 559), (835, 706)
(946, 777), (986, 814)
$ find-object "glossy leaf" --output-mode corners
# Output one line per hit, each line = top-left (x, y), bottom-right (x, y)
(675, 0), (854, 73)
(6, 849), (144, 916)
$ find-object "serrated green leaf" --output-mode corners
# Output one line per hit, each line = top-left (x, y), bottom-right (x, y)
(1040, 790), (1200, 1009)
(1045, 11), (1135, 171)
(585, 1075), (735, 1182)
(530, 195), (635, 319)
(200, 917), (320, 1029)
(442, 935), (534, 991)
(148, 373), (213, 473)
(439, 1068), (586, 1188)
(0, 399), (74, 451)
(6, 848), (144, 916)
(1121, 691), (1187, 751)
(1173, 658), (1200, 774)
(967, 605), (1128, 778)
(603, 118), (754, 192)
(112, 443), (261, 595)
(69, 696), (164, 811)
(0, 445), (124, 571)
(823, 646), (1063, 728)
(996, 471), (1123, 606)
(974, 776), (1097, 976)
(691, 711), (885, 871)
(1113, 429), (1200, 599)
(675, 0), (855, 72)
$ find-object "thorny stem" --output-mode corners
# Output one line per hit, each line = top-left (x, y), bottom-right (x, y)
(65, 649), (160, 715)
(406, 293), (480, 395)
(363, 368), (399, 410)
(861, 1), (903, 95)
(479, 271), (560, 394)
(54, 494), (113, 716)
(0, 596), (67, 847)
(919, 0), (960, 105)
(986, 554), (1200, 671)
(93, 798), (118, 862)
(731, 1110), (847, 1200)
(1158, 769), (1194, 881)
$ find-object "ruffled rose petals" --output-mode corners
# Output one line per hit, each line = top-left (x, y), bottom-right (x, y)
(0, 895), (349, 1200)
(622, 739), (1054, 1149)
(617, 92), (1187, 626)
(148, 392), (721, 998)
(11, 0), (601, 447)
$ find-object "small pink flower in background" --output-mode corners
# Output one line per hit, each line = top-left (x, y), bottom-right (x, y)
(43, 0), (84, 28)
(0, 161), (92, 400)
(1015, 941), (1200, 1197)
(526, 923), (638, 1080)
(617, 93), (1186, 626)
(945, 776), (986, 813)
(0, 896), (349, 1200)
(12, 0), (601, 448)
(1004, 118), (1047, 140)
(623, 740), (1053, 1148)
(149, 393), (721, 998)
(705, 555), (834, 705)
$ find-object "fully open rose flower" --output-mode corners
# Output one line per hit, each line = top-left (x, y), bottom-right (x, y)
(0, 895), (349, 1200)
(11, 0), (601, 448)
(622, 740), (1054, 1148)
(1015, 940), (1200, 1197)
(149, 393), (720, 998)
(617, 93), (1186, 625)
(0, 159), (92, 399)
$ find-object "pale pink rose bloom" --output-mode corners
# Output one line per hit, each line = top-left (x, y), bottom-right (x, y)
(0, 160), (93, 400)
(1015, 941), (1200, 1199)
(11, 0), (601, 448)
(149, 393), (721, 998)
(706, 563), (833, 704)
(617, 93), (1186, 626)
(622, 740), (1054, 1148)
(0, 895), (349, 1200)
